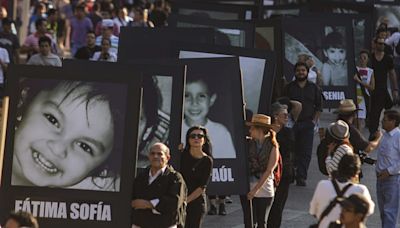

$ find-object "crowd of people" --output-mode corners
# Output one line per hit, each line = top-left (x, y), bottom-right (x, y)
(1, 1), (400, 228)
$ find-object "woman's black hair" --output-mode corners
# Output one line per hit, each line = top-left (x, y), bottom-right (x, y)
(16, 78), (126, 188)
(183, 125), (213, 157)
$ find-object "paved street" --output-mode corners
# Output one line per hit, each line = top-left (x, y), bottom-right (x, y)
(202, 110), (397, 228)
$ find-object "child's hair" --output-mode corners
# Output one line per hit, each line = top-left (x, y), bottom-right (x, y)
(323, 31), (346, 50)
(186, 74), (217, 96)
(184, 125), (213, 157)
(138, 76), (162, 152)
(359, 49), (369, 56)
(16, 78), (126, 189)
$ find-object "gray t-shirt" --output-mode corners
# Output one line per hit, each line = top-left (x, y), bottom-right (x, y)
(27, 53), (62, 67)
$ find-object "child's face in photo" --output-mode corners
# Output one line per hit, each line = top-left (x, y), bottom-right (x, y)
(184, 81), (216, 124)
(324, 47), (346, 65)
(13, 83), (114, 187)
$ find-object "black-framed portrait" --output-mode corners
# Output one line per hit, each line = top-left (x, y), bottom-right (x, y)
(259, 5), (303, 19)
(168, 14), (255, 48)
(0, 63), (141, 228)
(282, 17), (356, 107)
(179, 57), (248, 195)
(171, 1), (257, 20)
(118, 27), (215, 60)
(63, 60), (185, 174)
(175, 43), (276, 114)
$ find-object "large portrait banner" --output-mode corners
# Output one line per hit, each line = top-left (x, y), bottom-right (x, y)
(0, 63), (142, 228)
(179, 57), (248, 195)
(282, 17), (356, 108)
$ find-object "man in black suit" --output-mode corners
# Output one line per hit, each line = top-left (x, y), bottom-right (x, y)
(131, 142), (187, 228)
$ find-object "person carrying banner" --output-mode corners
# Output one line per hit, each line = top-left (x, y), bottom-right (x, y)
(180, 126), (213, 228)
(240, 114), (279, 228)
(131, 142), (187, 228)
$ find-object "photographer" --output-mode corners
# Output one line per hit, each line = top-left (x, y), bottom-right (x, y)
(335, 99), (382, 166)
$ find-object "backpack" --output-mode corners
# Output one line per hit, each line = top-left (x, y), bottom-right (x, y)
(309, 179), (353, 228)
(316, 137), (329, 176)
(273, 153), (283, 187)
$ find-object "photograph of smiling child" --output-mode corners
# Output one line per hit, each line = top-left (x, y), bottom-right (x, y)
(181, 74), (236, 159)
(11, 79), (127, 192)
(321, 29), (348, 86)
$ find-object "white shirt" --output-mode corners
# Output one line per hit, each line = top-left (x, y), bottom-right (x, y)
(310, 179), (374, 228)
(385, 32), (400, 57)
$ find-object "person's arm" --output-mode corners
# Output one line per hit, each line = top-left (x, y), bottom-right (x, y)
(248, 146), (278, 200)
(389, 68), (398, 100)
(364, 131), (382, 153)
(367, 73), (375, 92)
(187, 188), (204, 204)
(313, 86), (323, 124)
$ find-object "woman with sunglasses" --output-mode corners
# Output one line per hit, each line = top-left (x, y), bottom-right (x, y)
(180, 126), (213, 228)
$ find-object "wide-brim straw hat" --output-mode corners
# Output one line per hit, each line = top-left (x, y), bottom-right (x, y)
(334, 99), (362, 114)
(327, 120), (350, 140)
(246, 114), (273, 128)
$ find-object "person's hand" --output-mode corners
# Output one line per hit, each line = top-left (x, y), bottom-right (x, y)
(392, 90), (399, 104)
(353, 74), (361, 83)
(374, 130), (383, 140)
(377, 169), (390, 180)
(178, 143), (184, 152)
(327, 142), (337, 155)
(247, 189), (257, 200)
(131, 199), (153, 209)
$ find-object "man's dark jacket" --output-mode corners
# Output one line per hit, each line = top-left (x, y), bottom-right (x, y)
(131, 165), (187, 228)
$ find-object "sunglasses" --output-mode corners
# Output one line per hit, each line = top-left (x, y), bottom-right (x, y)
(376, 42), (385, 45)
(189, 133), (205, 139)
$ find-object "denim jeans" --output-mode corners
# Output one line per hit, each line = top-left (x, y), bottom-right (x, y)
(377, 175), (400, 228)
(293, 120), (315, 180)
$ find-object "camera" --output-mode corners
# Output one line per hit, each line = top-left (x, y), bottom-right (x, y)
(359, 152), (376, 165)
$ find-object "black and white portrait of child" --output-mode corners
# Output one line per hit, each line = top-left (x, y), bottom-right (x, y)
(11, 79), (127, 192)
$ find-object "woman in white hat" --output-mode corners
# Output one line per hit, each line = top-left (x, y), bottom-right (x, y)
(325, 120), (354, 177)
(240, 114), (279, 228)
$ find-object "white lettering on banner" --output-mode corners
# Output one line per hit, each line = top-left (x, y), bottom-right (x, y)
(211, 166), (234, 182)
(323, 91), (345, 101)
(14, 199), (111, 221)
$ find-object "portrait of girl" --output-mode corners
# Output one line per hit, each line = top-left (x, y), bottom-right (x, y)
(11, 78), (127, 192)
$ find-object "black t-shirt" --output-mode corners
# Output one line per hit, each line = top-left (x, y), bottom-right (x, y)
(348, 123), (369, 153)
(283, 81), (323, 122)
(277, 127), (295, 178)
(180, 151), (213, 194)
(74, 45), (101, 60)
(371, 53), (394, 90)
